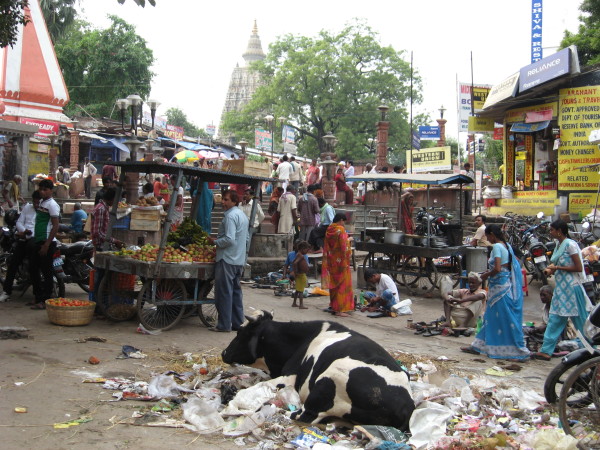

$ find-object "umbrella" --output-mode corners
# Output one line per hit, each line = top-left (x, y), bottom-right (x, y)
(173, 150), (200, 163)
(197, 150), (221, 159)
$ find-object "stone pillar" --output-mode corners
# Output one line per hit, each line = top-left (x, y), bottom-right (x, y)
(320, 158), (337, 203)
(49, 146), (58, 180)
(70, 131), (80, 172)
(375, 121), (390, 170)
(436, 118), (447, 147)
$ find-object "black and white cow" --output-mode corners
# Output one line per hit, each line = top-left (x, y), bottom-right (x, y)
(221, 311), (414, 431)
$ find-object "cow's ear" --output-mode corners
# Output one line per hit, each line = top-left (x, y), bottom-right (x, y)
(248, 334), (260, 360)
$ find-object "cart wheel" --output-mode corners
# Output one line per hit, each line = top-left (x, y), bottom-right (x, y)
(197, 280), (218, 328)
(450, 255), (463, 288)
(401, 257), (438, 295)
(97, 271), (140, 321)
(137, 279), (186, 331)
(362, 252), (395, 278)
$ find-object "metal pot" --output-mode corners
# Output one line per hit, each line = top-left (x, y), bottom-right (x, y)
(404, 235), (415, 246)
(384, 230), (404, 245)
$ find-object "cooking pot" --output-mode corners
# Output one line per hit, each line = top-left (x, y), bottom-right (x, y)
(384, 230), (404, 245)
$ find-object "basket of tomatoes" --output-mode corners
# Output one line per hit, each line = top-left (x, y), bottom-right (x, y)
(45, 298), (96, 326)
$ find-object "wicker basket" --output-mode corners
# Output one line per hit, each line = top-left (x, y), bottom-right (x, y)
(45, 300), (96, 326)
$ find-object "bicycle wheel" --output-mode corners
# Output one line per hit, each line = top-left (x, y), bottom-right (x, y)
(137, 279), (186, 331)
(545, 359), (585, 404)
(401, 257), (438, 295)
(196, 280), (217, 328)
(558, 356), (600, 440)
(98, 271), (141, 321)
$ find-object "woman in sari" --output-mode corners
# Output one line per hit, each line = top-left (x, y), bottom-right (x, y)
(305, 159), (320, 186)
(533, 220), (592, 360)
(268, 186), (284, 231)
(399, 191), (415, 234)
(461, 224), (529, 361)
(322, 213), (354, 317)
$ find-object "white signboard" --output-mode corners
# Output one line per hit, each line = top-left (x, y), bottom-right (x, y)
(457, 82), (492, 132)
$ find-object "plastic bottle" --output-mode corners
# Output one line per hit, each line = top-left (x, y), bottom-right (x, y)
(475, 316), (483, 334)
(359, 290), (366, 305)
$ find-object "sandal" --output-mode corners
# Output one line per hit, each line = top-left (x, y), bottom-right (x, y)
(532, 352), (551, 361)
(460, 346), (480, 355)
(30, 302), (46, 310)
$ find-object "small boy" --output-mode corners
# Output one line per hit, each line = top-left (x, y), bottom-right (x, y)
(291, 241), (311, 309)
(282, 241), (309, 283)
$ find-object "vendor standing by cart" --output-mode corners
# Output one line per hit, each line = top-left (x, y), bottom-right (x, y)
(207, 190), (249, 332)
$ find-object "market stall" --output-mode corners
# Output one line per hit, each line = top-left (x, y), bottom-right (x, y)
(348, 173), (474, 294)
(96, 161), (273, 331)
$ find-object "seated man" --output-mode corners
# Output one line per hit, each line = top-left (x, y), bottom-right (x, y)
(70, 202), (88, 234)
(442, 272), (486, 328)
(363, 268), (400, 313)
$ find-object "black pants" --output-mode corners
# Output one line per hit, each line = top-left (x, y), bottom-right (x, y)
(84, 176), (92, 198)
(27, 240), (56, 304)
(3, 239), (28, 295)
(464, 190), (472, 215)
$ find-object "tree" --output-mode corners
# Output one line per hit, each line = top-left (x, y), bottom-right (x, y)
(561, 0), (600, 65)
(55, 16), (155, 119)
(0, 0), (30, 48)
(118, 0), (156, 5)
(166, 107), (209, 139)
(221, 21), (422, 161)
(40, 0), (77, 44)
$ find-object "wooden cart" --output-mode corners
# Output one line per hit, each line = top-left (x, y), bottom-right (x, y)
(95, 161), (273, 331)
(357, 238), (467, 295)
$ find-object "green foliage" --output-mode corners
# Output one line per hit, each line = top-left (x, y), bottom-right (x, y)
(0, 0), (30, 48)
(221, 21), (422, 162)
(561, 0), (600, 65)
(40, 0), (77, 44)
(166, 107), (209, 139)
(55, 16), (155, 119)
(118, 0), (156, 6)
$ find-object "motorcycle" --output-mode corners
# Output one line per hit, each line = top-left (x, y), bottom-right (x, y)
(522, 235), (550, 286)
(52, 240), (94, 292)
(553, 302), (600, 439)
(582, 260), (600, 304)
(414, 206), (454, 247)
(544, 301), (600, 404)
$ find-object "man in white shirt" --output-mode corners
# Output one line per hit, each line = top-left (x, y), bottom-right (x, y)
(289, 156), (303, 194)
(0, 191), (41, 302)
(275, 155), (292, 190)
(344, 160), (355, 189)
(83, 157), (97, 199)
(240, 188), (265, 240)
(470, 215), (491, 247)
(363, 268), (400, 314)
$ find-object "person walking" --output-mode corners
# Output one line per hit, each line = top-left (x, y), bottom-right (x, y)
(463, 162), (474, 215)
(27, 179), (60, 309)
(461, 224), (529, 361)
(275, 155), (292, 190)
(322, 213), (354, 317)
(83, 158), (97, 199)
(289, 156), (303, 193)
(277, 185), (298, 234)
(297, 184), (319, 242)
(207, 190), (249, 332)
(533, 220), (593, 360)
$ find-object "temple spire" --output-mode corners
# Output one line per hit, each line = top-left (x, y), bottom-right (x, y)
(242, 20), (265, 65)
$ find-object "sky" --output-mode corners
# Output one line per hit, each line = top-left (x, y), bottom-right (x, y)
(76, 0), (581, 144)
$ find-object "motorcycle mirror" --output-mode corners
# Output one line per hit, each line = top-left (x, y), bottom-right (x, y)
(582, 222), (591, 231)
(537, 212), (544, 219)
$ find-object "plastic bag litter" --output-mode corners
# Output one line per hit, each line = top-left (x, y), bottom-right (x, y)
(408, 401), (453, 449)
(496, 387), (546, 410)
(182, 397), (225, 434)
(525, 428), (578, 450)
(148, 374), (194, 399)
(393, 299), (412, 315)
(440, 376), (468, 395)
(222, 404), (276, 436)
(438, 275), (453, 299)
(274, 385), (302, 411)
(221, 379), (281, 415)
(192, 387), (222, 410)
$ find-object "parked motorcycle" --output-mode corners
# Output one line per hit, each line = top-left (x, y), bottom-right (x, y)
(52, 240), (94, 292)
(544, 302), (600, 404)
(582, 260), (600, 304)
(552, 302), (600, 439)
(522, 235), (550, 286)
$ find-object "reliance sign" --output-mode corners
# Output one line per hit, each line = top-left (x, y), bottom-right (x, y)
(519, 47), (570, 92)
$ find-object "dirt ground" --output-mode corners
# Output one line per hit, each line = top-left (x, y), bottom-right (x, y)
(0, 274), (554, 449)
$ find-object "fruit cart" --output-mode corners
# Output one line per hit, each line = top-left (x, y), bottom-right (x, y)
(347, 173), (473, 295)
(96, 160), (272, 331)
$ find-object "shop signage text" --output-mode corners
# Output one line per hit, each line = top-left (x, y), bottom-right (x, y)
(18, 118), (58, 137)
(520, 47), (570, 92)
(483, 73), (519, 110)
(418, 126), (440, 140)
(255, 128), (272, 151)
(406, 146), (451, 173)
(531, 1), (543, 63)
(458, 82), (492, 132)
(569, 193), (598, 215)
(164, 124), (184, 141)
(468, 116), (495, 132)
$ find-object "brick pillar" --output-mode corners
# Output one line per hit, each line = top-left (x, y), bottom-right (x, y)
(70, 131), (80, 172)
(375, 121), (389, 170)
(49, 146), (58, 180)
(436, 118), (447, 147)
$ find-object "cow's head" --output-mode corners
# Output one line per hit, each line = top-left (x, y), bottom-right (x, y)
(221, 310), (274, 365)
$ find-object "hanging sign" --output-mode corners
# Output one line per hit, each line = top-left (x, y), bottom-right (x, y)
(418, 126), (440, 140)
(255, 128), (272, 151)
(468, 116), (495, 132)
(458, 82), (492, 131)
(531, 0), (543, 63)
(406, 146), (451, 173)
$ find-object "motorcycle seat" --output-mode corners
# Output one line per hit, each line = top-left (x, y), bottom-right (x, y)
(59, 240), (93, 256)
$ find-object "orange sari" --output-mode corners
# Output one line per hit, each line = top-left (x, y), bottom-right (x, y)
(322, 223), (353, 313)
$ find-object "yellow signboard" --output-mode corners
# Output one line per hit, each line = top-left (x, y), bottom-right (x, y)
(472, 87), (491, 110)
(558, 87), (600, 191)
(524, 135), (533, 188)
(513, 190), (557, 200)
(468, 116), (495, 132)
(569, 193), (599, 215)
(505, 101), (558, 123)
(406, 146), (451, 173)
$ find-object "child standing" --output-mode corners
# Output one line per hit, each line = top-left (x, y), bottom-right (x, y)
(292, 241), (311, 309)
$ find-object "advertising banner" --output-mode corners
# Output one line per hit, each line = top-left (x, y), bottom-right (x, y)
(418, 126), (440, 140)
(482, 73), (519, 111)
(520, 47), (570, 92)
(493, 127), (504, 140)
(411, 130), (421, 150)
(458, 82), (492, 132)
(505, 101), (557, 123)
(558, 86), (600, 190)
(205, 124), (216, 136)
(164, 124), (184, 141)
(468, 116), (495, 132)
(282, 125), (295, 144)
(255, 128), (272, 151)
(569, 193), (599, 215)
(531, 0), (543, 63)
(406, 146), (451, 173)
(18, 118), (59, 138)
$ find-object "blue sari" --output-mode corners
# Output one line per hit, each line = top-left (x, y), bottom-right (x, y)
(471, 243), (530, 360)
(195, 182), (213, 234)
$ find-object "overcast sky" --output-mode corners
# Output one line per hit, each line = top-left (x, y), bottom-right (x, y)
(77, 0), (581, 143)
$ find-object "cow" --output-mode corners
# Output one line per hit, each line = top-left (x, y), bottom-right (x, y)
(221, 311), (414, 431)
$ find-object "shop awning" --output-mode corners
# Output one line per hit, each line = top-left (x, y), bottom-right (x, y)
(90, 137), (131, 154)
(510, 121), (550, 133)
(158, 137), (215, 151)
(347, 173), (474, 185)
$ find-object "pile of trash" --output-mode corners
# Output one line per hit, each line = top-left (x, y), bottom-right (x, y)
(78, 349), (591, 449)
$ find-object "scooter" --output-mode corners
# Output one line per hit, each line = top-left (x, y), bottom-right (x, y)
(52, 240), (95, 292)
(544, 301), (600, 404)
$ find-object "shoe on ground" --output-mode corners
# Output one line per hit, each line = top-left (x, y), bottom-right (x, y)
(0, 292), (10, 302)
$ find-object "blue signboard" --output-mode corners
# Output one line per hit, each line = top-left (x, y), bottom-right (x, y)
(411, 130), (421, 150)
(419, 126), (440, 140)
(531, 0), (543, 63)
(520, 47), (570, 92)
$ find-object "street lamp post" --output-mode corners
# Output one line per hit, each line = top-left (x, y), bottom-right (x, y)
(321, 132), (338, 202)
(264, 114), (274, 160)
(238, 140), (248, 158)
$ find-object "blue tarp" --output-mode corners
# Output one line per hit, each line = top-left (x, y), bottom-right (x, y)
(91, 137), (131, 154)
(510, 121), (550, 133)
(158, 137), (215, 151)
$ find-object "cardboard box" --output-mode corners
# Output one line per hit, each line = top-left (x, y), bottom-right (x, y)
(131, 207), (162, 221)
(223, 159), (270, 178)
